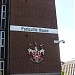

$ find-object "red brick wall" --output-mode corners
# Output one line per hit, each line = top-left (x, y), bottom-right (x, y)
(10, 0), (57, 28)
(9, 0), (61, 74)
(10, 32), (61, 73)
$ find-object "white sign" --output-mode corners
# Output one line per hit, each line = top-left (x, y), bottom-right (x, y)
(10, 25), (58, 34)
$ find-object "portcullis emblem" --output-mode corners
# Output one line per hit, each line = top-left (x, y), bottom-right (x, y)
(28, 42), (45, 63)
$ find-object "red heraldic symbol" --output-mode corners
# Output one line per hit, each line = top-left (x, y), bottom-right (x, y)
(28, 42), (45, 63)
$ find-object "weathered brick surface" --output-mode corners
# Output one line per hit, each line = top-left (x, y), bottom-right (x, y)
(10, 0), (61, 74)
(10, 0), (57, 28)
(10, 32), (61, 73)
